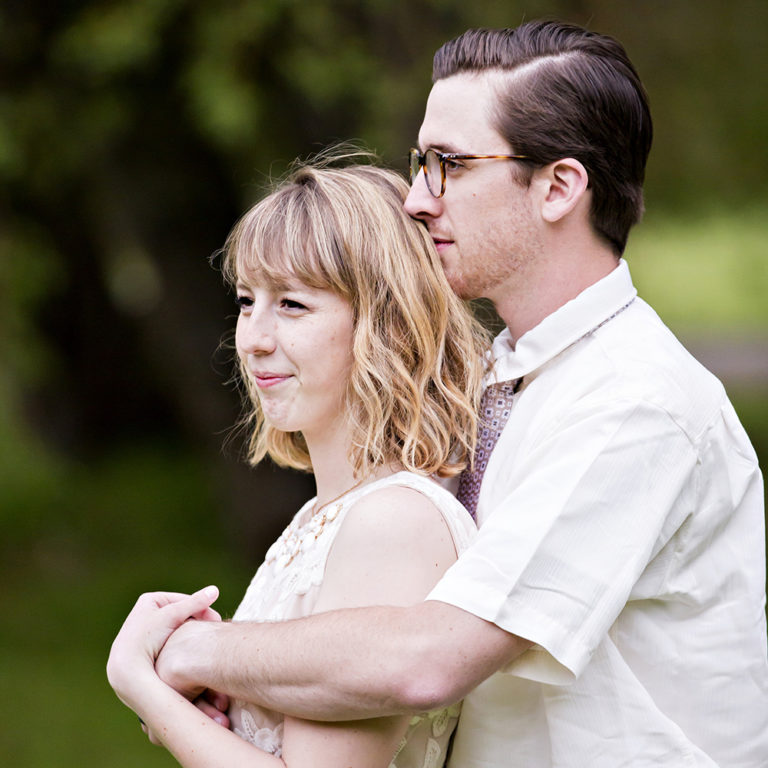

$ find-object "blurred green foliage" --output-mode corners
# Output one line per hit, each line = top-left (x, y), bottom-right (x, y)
(628, 207), (768, 332)
(1, 1), (766, 765)
(0, 443), (252, 767)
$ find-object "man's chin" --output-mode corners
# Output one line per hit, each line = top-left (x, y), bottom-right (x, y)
(445, 273), (477, 301)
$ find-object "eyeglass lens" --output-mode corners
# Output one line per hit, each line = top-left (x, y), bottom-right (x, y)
(425, 150), (443, 197)
(409, 150), (421, 184)
(410, 149), (443, 197)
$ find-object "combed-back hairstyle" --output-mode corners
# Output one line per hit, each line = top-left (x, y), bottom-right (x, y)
(222, 155), (490, 479)
(433, 21), (653, 255)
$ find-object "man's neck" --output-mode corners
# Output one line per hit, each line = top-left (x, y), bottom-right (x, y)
(493, 248), (620, 345)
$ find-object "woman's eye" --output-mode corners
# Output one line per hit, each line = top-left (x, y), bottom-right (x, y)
(235, 295), (253, 310)
(280, 298), (307, 311)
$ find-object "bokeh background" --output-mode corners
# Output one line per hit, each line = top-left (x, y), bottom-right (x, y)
(1, 1), (766, 765)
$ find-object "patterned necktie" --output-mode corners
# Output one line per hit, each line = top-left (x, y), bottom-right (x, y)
(457, 378), (522, 520)
(456, 297), (635, 521)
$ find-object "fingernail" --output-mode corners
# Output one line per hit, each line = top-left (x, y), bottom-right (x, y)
(203, 585), (219, 600)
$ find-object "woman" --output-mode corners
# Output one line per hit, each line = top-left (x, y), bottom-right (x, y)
(107, 159), (490, 768)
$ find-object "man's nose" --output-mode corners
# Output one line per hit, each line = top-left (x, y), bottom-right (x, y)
(404, 169), (442, 221)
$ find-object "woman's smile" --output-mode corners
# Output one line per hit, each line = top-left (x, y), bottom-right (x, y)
(235, 277), (354, 438)
(251, 370), (293, 389)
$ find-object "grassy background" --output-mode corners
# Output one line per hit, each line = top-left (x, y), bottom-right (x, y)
(1, 443), (254, 767)
(628, 207), (768, 332)
(1, 210), (766, 767)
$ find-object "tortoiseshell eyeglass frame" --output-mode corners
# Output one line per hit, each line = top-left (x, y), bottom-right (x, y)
(409, 147), (530, 198)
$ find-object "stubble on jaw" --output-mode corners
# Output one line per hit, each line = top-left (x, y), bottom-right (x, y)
(446, 202), (544, 304)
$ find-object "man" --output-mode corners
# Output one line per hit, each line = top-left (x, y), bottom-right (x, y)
(157, 21), (768, 766)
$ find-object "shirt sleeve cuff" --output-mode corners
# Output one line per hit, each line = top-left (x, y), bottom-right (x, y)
(427, 560), (589, 685)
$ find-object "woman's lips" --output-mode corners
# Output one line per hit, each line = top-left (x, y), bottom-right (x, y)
(252, 372), (291, 388)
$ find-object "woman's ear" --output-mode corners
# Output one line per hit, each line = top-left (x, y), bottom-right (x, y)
(537, 158), (589, 223)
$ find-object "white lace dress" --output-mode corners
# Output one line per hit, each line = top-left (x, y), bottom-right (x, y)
(228, 471), (476, 768)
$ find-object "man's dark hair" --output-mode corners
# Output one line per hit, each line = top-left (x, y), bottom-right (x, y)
(433, 21), (653, 255)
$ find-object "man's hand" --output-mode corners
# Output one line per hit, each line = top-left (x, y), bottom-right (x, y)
(155, 615), (221, 700)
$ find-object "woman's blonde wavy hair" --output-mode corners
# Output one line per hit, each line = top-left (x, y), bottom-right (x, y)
(222, 154), (490, 479)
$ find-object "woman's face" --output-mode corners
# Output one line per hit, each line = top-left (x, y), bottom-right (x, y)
(235, 274), (355, 441)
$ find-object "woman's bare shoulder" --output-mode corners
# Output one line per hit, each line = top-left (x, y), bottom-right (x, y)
(313, 480), (458, 612)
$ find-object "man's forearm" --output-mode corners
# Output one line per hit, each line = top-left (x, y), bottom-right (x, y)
(156, 601), (528, 721)
(158, 605), (424, 720)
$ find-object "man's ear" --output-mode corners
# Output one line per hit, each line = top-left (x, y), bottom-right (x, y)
(537, 158), (589, 223)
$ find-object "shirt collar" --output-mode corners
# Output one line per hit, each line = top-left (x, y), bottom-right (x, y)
(490, 259), (638, 383)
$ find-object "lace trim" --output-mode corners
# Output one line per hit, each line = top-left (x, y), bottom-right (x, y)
(233, 706), (460, 766)
(389, 703), (462, 767)
(422, 738), (443, 768)
(233, 710), (284, 757)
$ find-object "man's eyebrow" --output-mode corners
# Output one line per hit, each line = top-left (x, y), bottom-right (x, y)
(417, 141), (463, 154)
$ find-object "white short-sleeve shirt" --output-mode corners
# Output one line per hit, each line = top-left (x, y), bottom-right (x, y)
(429, 260), (768, 767)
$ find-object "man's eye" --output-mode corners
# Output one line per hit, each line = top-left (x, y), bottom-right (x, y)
(443, 158), (463, 172)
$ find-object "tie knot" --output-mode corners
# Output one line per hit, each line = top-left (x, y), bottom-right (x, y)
(490, 377), (521, 398)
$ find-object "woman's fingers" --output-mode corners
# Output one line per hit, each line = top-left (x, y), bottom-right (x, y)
(108, 586), (220, 686)
(193, 606), (222, 622)
(136, 585), (220, 632)
(203, 688), (230, 713)
(194, 695), (231, 728)
(141, 586), (219, 612)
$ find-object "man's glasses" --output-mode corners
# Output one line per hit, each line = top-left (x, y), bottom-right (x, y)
(409, 147), (529, 198)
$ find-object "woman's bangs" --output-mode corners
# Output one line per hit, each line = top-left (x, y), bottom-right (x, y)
(234, 196), (336, 292)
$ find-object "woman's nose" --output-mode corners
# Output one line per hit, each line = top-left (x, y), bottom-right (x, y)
(236, 308), (276, 356)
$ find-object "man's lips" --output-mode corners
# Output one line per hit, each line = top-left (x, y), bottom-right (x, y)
(432, 236), (454, 251)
